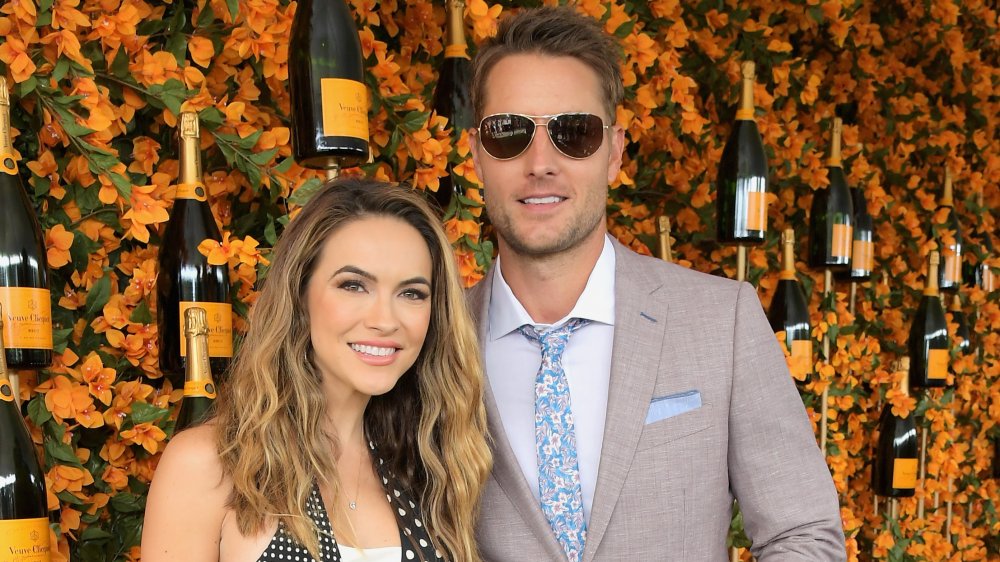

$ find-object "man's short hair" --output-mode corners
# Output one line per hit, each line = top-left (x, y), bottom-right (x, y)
(471, 6), (624, 123)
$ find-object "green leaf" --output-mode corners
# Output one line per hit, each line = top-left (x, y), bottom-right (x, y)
(287, 178), (325, 206)
(130, 401), (170, 425)
(273, 155), (294, 174)
(127, 301), (152, 325)
(249, 147), (280, 166)
(84, 274), (112, 318)
(196, 3), (216, 27)
(226, 0), (239, 21)
(52, 58), (70, 82)
(399, 110), (430, 133)
(109, 492), (145, 513)
(264, 217), (278, 246)
(28, 396), (53, 426)
(147, 79), (190, 116)
(45, 437), (84, 468)
(79, 526), (113, 541)
(70, 230), (102, 270)
(17, 76), (38, 97)
(198, 107), (226, 129)
(56, 490), (86, 506)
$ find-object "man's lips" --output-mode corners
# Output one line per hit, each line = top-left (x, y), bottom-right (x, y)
(519, 195), (566, 205)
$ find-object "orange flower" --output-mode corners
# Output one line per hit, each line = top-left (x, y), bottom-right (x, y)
(122, 183), (170, 242)
(0, 36), (37, 82)
(46, 224), (74, 268)
(120, 422), (167, 454)
(189, 36), (215, 68)
(198, 231), (242, 266)
(79, 353), (116, 406)
(47, 465), (95, 496)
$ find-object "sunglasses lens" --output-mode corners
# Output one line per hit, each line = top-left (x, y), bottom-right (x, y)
(479, 114), (536, 159)
(549, 114), (606, 159)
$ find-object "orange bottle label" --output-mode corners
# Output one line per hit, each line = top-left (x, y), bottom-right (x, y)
(892, 458), (918, 489)
(178, 302), (233, 358)
(176, 182), (208, 202)
(790, 339), (813, 380)
(0, 517), (51, 561)
(320, 79), (369, 140)
(745, 190), (767, 232)
(928, 348), (948, 380)
(942, 251), (961, 284)
(183, 380), (217, 399)
(0, 287), (53, 350)
(735, 108), (755, 121)
(831, 224), (852, 259)
(852, 239), (874, 271)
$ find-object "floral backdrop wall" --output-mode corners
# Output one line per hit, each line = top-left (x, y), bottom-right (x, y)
(0, 0), (997, 560)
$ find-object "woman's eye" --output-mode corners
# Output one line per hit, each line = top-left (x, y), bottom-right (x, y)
(339, 280), (366, 293)
(401, 288), (429, 301)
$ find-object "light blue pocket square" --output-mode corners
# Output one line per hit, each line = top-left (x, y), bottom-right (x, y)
(645, 390), (702, 424)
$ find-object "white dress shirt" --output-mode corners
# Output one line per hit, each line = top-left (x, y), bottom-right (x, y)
(484, 236), (616, 523)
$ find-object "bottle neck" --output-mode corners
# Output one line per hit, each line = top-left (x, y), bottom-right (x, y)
(780, 234), (796, 280)
(735, 62), (755, 121)
(444, 0), (469, 59)
(940, 174), (954, 208)
(827, 118), (842, 168)
(925, 260), (940, 296)
(184, 332), (214, 384)
(0, 101), (18, 176)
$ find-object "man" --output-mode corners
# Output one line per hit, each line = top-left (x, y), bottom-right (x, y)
(466, 6), (846, 561)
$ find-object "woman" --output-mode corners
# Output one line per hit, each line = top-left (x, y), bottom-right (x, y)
(142, 177), (491, 562)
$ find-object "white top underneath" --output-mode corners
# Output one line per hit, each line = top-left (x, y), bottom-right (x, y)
(339, 545), (403, 562)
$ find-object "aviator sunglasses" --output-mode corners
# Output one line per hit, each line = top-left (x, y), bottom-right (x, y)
(476, 112), (611, 160)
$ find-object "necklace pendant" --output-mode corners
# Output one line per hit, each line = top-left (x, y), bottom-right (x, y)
(349, 501), (357, 511)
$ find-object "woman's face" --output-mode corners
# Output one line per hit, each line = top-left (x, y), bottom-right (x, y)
(306, 215), (433, 404)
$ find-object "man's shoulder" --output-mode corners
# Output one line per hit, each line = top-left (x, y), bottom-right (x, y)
(614, 241), (742, 296)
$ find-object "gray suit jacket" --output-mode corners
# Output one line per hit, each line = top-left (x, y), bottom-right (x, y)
(470, 238), (845, 561)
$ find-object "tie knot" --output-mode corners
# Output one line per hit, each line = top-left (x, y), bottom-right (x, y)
(519, 318), (591, 351)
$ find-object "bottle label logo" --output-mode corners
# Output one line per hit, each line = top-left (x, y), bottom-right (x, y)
(891, 457), (918, 489)
(183, 380), (218, 399)
(179, 302), (233, 358)
(176, 182), (208, 202)
(927, 348), (948, 380)
(0, 517), (51, 561)
(831, 223), (852, 259)
(0, 287), (53, 350)
(0, 150), (17, 175)
(320, 78), (369, 141)
(0, 380), (13, 402)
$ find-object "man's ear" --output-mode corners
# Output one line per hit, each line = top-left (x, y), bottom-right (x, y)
(606, 125), (626, 184)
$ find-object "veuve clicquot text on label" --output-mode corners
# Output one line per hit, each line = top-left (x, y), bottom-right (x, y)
(932, 168), (963, 292)
(767, 229), (813, 381)
(289, 0), (369, 169)
(716, 61), (768, 245)
(157, 113), (232, 386)
(0, 303), (52, 561)
(908, 251), (949, 389)
(808, 117), (853, 269)
(871, 357), (918, 498)
(175, 307), (217, 433)
(429, 0), (474, 213)
(0, 77), (52, 369)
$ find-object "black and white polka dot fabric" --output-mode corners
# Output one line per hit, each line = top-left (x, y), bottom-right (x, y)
(256, 442), (446, 562)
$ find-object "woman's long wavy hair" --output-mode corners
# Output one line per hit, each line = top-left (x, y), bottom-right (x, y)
(212, 177), (491, 561)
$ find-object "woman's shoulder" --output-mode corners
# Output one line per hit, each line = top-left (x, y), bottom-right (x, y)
(160, 423), (225, 478)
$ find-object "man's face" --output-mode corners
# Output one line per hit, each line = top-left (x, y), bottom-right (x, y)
(470, 53), (625, 259)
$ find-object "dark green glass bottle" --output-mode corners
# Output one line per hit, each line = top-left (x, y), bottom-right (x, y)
(429, 0), (473, 214)
(0, 77), (52, 369)
(840, 186), (874, 280)
(948, 294), (972, 356)
(932, 169), (962, 292)
(767, 228), (812, 381)
(872, 357), (918, 497)
(289, 0), (369, 169)
(908, 251), (949, 389)
(716, 61), (768, 245)
(808, 117), (853, 270)
(157, 113), (232, 387)
(0, 303), (52, 557)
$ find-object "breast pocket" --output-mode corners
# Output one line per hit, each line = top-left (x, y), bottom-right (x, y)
(636, 400), (712, 451)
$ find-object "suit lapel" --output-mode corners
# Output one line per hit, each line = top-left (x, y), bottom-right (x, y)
(470, 274), (568, 561)
(582, 240), (668, 562)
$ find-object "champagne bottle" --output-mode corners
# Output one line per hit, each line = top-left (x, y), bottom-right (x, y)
(429, 0), (473, 214)
(808, 117), (853, 269)
(175, 307), (217, 432)
(0, 303), (52, 560)
(872, 357), (918, 498)
(288, 0), (369, 169)
(767, 229), (812, 380)
(963, 189), (995, 291)
(908, 251), (949, 389)
(948, 294), (972, 356)
(716, 61), (768, 245)
(839, 185), (874, 280)
(0, 77), (53, 369)
(157, 113), (232, 386)
(932, 169), (962, 292)
(657, 216), (674, 262)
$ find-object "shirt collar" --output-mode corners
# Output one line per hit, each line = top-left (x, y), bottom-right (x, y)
(488, 235), (616, 341)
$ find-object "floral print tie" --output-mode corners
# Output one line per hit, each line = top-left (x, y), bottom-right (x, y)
(519, 318), (591, 562)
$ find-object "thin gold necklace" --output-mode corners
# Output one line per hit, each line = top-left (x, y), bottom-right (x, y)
(348, 444), (364, 511)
